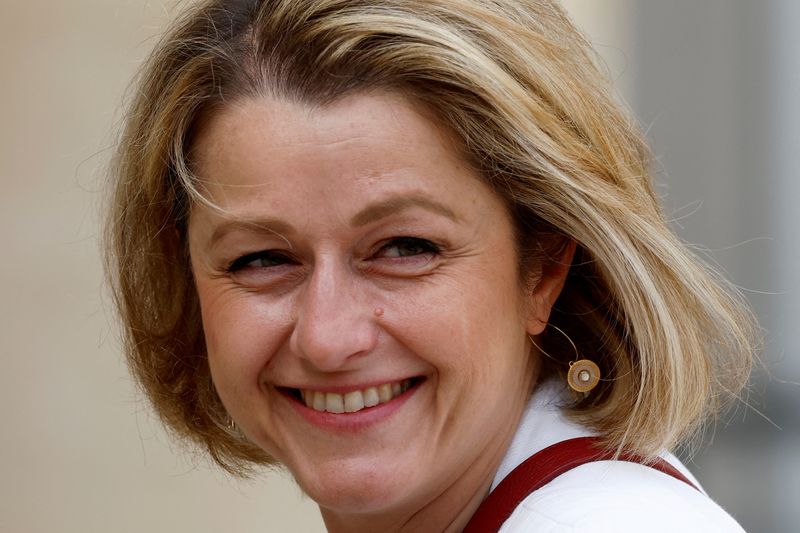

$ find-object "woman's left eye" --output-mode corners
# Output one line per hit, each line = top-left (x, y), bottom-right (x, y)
(226, 250), (295, 272)
(374, 237), (440, 259)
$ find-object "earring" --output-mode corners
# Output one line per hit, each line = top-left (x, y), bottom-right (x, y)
(529, 323), (601, 393)
(223, 412), (242, 438)
(567, 358), (601, 393)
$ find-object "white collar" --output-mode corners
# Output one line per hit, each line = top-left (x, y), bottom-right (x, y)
(490, 380), (703, 494)
(490, 379), (594, 491)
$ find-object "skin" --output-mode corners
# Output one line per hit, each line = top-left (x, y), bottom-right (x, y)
(188, 92), (572, 532)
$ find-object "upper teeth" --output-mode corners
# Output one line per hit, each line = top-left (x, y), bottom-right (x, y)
(301, 380), (411, 414)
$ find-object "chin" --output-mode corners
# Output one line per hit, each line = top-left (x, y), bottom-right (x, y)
(293, 455), (418, 516)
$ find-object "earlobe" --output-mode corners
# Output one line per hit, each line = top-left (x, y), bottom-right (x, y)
(526, 240), (576, 335)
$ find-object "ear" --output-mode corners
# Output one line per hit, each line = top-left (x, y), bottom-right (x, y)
(526, 239), (576, 335)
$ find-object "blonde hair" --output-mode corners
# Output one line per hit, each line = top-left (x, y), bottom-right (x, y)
(107, 0), (756, 474)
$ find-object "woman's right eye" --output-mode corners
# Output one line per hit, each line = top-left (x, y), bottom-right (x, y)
(226, 251), (295, 272)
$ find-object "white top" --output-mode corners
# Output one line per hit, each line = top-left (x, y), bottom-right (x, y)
(493, 381), (747, 532)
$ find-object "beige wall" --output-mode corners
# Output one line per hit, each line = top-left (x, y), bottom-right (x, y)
(0, 2), (623, 531)
(0, 2), (324, 531)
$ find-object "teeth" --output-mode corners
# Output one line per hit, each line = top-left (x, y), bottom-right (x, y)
(300, 379), (413, 414)
(378, 383), (393, 403)
(344, 391), (365, 413)
(313, 391), (326, 411)
(326, 392), (344, 414)
(363, 387), (379, 407)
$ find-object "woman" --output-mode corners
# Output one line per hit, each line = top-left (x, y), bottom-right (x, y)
(106, 0), (755, 531)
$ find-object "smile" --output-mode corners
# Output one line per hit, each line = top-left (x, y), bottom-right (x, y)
(298, 379), (414, 414)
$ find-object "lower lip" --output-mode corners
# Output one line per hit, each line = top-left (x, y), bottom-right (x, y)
(282, 382), (421, 432)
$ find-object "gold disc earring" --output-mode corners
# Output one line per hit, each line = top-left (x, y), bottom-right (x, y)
(567, 359), (601, 393)
(530, 323), (602, 394)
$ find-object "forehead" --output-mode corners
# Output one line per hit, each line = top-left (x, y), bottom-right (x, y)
(184, 90), (517, 246)
(189, 91), (468, 193)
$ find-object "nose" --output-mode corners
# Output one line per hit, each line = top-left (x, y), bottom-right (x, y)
(290, 258), (379, 371)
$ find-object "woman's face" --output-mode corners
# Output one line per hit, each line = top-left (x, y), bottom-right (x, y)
(188, 92), (557, 524)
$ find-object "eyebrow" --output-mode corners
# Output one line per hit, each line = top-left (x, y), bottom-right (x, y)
(208, 193), (459, 246)
(209, 218), (295, 248)
(350, 194), (460, 227)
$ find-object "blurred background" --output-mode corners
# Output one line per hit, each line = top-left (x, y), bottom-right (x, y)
(1, 1), (797, 531)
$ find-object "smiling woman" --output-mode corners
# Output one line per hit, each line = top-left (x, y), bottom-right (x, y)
(106, 1), (756, 531)
(188, 93), (544, 528)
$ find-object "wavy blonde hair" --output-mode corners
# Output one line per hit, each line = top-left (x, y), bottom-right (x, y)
(107, 0), (756, 474)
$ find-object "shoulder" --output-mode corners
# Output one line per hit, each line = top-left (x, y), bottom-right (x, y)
(499, 460), (746, 533)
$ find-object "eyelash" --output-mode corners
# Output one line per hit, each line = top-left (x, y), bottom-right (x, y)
(225, 237), (440, 273)
(373, 236), (440, 259)
(226, 250), (296, 273)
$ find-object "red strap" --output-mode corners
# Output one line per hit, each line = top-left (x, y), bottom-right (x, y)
(463, 437), (699, 533)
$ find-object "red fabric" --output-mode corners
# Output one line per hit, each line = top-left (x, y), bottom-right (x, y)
(463, 437), (699, 533)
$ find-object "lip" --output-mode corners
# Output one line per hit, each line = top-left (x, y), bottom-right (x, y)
(277, 378), (424, 432)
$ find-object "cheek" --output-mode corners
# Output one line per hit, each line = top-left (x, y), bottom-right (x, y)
(196, 283), (291, 393)
(386, 264), (527, 381)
